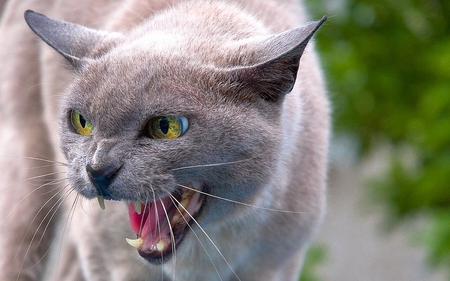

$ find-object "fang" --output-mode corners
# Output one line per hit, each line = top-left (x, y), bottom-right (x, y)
(126, 237), (144, 249)
(97, 196), (105, 210)
(133, 201), (142, 214)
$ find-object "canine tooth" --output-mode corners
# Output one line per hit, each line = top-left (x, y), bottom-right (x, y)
(97, 196), (105, 210)
(126, 237), (144, 249)
(180, 197), (190, 209)
(182, 189), (193, 199)
(133, 202), (142, 215)
(156, 239), (166, 252)
(171, 213), (181, 224)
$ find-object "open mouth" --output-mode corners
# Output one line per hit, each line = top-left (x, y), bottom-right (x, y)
(125, 182), (205, 262)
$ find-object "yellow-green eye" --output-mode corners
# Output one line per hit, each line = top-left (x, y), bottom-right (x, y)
(147, 116), (188, 139)
(70, 110), (94, 136)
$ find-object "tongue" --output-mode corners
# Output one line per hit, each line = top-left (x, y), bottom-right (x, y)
(128, 197), (173, 238)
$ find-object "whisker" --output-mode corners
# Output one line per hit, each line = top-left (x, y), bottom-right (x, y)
(25, 82), (45, 92)
(35, 186), (72, 248)
(0, 154), (68, 167)
(156, 198), (164, 263)
(171, 195), (242, 281)
(63, 191), (80, 237)
(139, 202), (148, 237)
(159, 197), (177, 281)
(15, 183), (69, 278)
(169, 154), (262, 172)
(0, 168), (66, 190)
(25, 186), (72, 270)
(19, 185), (67, 253)
(168, 194), (223, 281)
(30, 179), (68, 193)
(149, 188), (165, 280)
(5, 177), (68, 220)
(24, 152), (67, 167)
(26, 172), (67, 183)
(27, 164), (67, 172)
(54, 190), (80, 277)
(177, 184), (305, 214)
(33, 186), (78, 280)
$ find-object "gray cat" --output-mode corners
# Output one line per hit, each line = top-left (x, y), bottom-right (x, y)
(0, 0), (329, 280)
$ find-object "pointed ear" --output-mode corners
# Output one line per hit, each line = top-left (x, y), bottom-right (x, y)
(24, 10), (123, 69)
(226, 16), (327, 102)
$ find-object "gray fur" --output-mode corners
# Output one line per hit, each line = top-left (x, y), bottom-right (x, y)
(0, 0), (329, 280)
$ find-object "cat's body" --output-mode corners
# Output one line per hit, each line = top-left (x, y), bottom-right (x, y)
(0, 0), (329, 280)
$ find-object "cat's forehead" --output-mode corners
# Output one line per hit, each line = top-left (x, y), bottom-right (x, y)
(75, 50), (210, 103)
(64, 51), (221, 135)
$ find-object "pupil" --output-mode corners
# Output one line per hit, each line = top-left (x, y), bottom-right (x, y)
(79, 115), (86, 128)
(160, 117), (169, 134)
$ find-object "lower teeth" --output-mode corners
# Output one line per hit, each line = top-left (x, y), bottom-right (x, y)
(171, 213), (181, 224)
(156, 239), (166, 252)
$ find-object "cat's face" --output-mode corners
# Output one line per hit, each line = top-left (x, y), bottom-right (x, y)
(60, 42), (281, 261)
(25, 8), (325, 263)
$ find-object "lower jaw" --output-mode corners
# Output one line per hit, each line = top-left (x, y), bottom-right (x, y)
(137, 226), (186, 264)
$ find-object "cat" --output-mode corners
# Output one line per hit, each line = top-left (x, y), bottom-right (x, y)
(0, 0), (329, 280)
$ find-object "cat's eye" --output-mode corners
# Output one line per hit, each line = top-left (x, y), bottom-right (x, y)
(147, 116), (188, 139)
(70, 110), (94, 136)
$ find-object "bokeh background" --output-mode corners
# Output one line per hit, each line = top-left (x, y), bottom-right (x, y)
(300, 0), (450, 280)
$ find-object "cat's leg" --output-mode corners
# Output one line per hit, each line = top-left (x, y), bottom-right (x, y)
(0, 1), (58, 280)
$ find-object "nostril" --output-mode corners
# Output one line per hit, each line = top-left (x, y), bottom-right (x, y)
(86, 164), (122, 197)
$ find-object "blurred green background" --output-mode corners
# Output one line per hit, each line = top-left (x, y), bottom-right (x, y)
(300, 0), (450, 280)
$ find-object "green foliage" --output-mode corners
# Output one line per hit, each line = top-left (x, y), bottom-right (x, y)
(305, 0), (450, 276)
(299, 245), (327, 281)
(424, 212), (450, 270)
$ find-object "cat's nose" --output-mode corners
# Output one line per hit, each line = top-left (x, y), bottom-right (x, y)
(86, 164), (121, 197)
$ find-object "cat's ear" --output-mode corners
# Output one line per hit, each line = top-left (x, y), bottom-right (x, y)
(24, 10), (123, 69)
(226, 16), (327, 102)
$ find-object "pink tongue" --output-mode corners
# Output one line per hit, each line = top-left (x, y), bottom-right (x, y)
(128, 197), (172, 238)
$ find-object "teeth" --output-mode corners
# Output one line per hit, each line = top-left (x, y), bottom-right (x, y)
(156, 239), (166, 252)
(180, 197), (190, 209)
(133, 202), (142, 215)
(182, 189), (193, 199)
(171, 213), (181, 224)
(97, 196), (105, 210)
(126, 237), (144, 249)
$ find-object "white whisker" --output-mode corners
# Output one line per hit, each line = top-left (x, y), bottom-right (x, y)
(175, 196), (243, 281)
(168, 194), (224, 281)
(25, 186), (72, 270)
(5, 177), (68, 220)
(169, 154), (261, 172)
(15, 183), (69, 279)
(149, 189), (165, 280)
(38, 188), (79, 280)
(35, 186), (72, 248)
(159, 197), (177, 281)
(0, 154), (68, 167)
(177, 184), (304, 214)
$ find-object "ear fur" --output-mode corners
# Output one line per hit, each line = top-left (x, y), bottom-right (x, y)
(24, 10), (123, 69)
(226, 16), (327, 102)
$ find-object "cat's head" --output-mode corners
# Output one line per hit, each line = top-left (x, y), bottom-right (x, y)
(25, 8), (325, 263)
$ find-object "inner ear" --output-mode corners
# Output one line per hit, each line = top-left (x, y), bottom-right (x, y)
(225, 16), (327, 102)
(24, 10), (124, 69)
